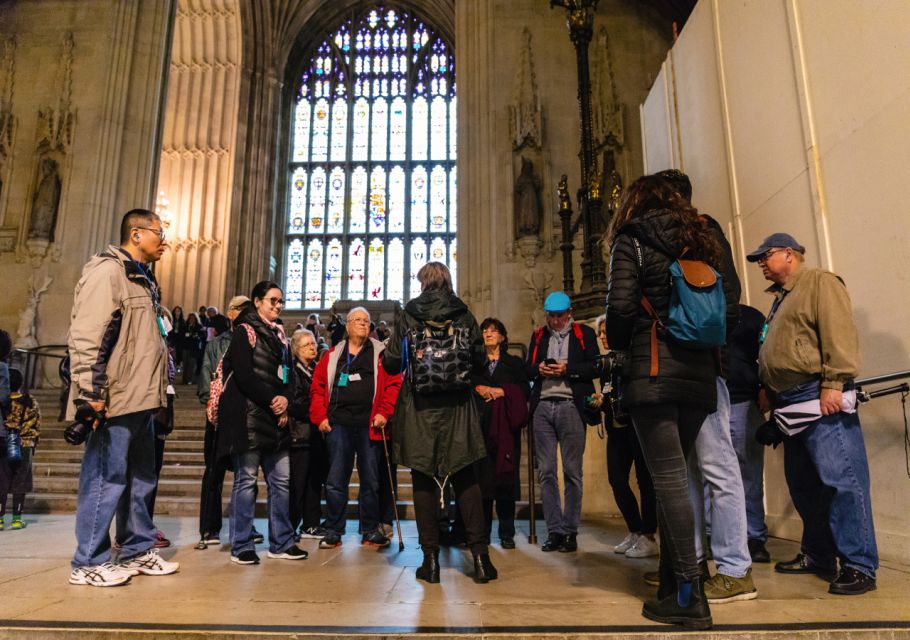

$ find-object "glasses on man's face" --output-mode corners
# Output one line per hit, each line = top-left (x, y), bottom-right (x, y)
(547, 311), (569, 319)
(266, 297), (284, 307)
(134, 227), (166, 242)
(348, 317), (370, 325)
(756, 248), (786, 265)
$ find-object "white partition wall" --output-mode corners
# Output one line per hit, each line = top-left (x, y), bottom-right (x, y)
(641, 0), (910, 562)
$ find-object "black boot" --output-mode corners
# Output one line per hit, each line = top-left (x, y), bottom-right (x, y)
(642, 576), (712, 630)
(656, 559), (676, 600)
(473, 553), (498, 583)
(416, 550), (440, 583)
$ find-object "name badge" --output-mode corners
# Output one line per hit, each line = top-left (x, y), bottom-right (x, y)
(338, 372), (349, 387)
(277, 365), (288, 383)
(348, 373), (362, 382)
(157, 316), (169, 338)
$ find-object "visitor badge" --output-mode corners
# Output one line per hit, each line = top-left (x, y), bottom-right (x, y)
(157, 316), (169, 337)
(338, 372), (349, 387)
(278, 365), (288, 383)
(160, 314), (173, 334)
(349, 373), (362, 382)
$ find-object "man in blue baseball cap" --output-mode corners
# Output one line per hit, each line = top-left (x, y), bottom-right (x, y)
(525, 291), (599, 553)
(748, 232), (878, 595)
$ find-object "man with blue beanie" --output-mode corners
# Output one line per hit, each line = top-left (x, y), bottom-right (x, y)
(525, 292), (599, 552)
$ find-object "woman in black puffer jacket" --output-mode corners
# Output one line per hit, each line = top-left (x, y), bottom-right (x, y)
(219, 281), (306, 564)
(606, 174), (737, 629)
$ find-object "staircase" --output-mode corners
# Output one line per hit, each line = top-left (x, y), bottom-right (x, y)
(26, 385), (541, 521)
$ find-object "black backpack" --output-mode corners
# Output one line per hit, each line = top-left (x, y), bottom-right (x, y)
(407, 320), (473, 394)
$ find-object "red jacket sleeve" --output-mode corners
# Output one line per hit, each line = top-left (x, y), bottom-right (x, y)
(309, 353), (330, 426)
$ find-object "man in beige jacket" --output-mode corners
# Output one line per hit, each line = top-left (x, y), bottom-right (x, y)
(67, 209), (179, 587)
(749, 232), (877, 596)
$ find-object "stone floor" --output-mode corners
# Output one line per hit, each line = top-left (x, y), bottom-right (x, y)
(1, 515), (908, 639)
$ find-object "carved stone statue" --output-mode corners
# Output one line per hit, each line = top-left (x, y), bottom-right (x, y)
(28, 158), (61, 242)
(16, 273), (53, 349)
(514, 157), (542, 238)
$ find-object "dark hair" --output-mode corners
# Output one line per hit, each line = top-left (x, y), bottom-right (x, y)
(210, 314), (230, 335)
(250, 280), (283, 303)
(480, 317), (508, 343)
(8, 368), (23, 393)
(0, 329), (11, 361)
(606, 173), (722, 268)
(654, 169), (692, 201)
(186, 312), (201, 328)
(119, 208), (160, 245)
(172, 305), (184, 319)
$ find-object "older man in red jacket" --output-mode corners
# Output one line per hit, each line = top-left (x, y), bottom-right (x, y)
(310, 306), (401, 550)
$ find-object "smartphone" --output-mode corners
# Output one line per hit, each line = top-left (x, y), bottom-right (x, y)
(544, 358), (557, 365)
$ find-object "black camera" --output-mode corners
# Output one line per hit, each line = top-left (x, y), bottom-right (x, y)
(594, 351), (631, 426)
(64, 402), (105, 445)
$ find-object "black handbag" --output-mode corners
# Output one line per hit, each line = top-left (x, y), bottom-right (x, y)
(408, 320), (473, 394)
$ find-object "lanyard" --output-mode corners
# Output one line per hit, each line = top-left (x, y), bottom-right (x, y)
(759, 291), (787, 345)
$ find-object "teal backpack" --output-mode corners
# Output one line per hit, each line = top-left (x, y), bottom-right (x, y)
(632, 237), (726, 376)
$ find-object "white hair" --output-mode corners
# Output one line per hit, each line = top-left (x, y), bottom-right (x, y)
(346, 306), (370, 321)
(291, 328), (316, 354)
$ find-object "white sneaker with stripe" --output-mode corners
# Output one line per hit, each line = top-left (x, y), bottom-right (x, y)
(69, 563), (132, 587)
(119, 549), (180, 576)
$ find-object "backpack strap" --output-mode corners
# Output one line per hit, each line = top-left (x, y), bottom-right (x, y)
(632, 237), (660, 378)
(241, 324), (257, 348)
(572, 322), (585, 350)
(530, 326), (545, 363)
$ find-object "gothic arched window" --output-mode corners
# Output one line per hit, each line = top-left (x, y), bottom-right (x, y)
(284, 5), (456, 310)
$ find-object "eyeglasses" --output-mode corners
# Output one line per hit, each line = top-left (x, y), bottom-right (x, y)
(265, 297), (284, 307)
(756, 248), (786, 265)
(134, 227), (166, 242)
(348, 318), (370, 325)
(546, 310), (570, 318)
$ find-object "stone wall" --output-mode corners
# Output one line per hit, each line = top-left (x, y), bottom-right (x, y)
(641, 0), (910, 562)
(0, 0), (172, 368)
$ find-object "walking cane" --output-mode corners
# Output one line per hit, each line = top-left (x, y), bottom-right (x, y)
(526, 424), (537, 544)
(380, 425), (405, 551)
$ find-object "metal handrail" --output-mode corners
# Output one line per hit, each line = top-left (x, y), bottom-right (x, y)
(11, 344), (68, 392)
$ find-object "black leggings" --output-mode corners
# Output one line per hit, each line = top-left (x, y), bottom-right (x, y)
(630, 403), (708, 580)
(607, 425), (657, 535)
(412, 466), (487, 555)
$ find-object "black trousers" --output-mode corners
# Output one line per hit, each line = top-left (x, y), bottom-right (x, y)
(629, 403), (708, 580)
(198, 421), (231, 536)
(289, 438), (328, 532)
(607, 425), (658, 535)
(482, 498), (516, 541)
(412, 465), (487, 555)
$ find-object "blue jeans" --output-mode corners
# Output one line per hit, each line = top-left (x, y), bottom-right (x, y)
(778, 380), (879, 578)
(324, 424), (380, 535)
(72, 411), (157, 568)
(689, 378), (751, 578)
(230, 448), (294, 555)
(533, 399), (586, 535)
(729, 399), (768, 542)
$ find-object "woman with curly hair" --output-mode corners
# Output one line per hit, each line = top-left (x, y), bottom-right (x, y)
(605, 173), (737, 629)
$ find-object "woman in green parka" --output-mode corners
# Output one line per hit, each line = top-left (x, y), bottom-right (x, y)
(382, 262), (497, 585)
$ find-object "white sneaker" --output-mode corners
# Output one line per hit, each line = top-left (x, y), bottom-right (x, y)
(625, 534), (659, 558)
(614, 532), (639, 554)
(119, 549), (180, 576)
(69, 562), (132, 587)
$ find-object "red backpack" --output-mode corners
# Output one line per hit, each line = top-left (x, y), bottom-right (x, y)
(530, 323), (585, 364)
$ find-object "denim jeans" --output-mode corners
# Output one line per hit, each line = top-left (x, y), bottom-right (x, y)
(630, 402), (707, 580)
(689, 378), (751, 578)
(533, 399), (586, 535)
(72, 410), (157, 568)
(778, 379), (879, 578)
(729, 399), (768, 542)
(324, 424), (380, 535)
(230, 448), (294, 555)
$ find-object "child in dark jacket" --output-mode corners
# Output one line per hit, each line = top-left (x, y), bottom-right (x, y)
(1, 369), (40, 530)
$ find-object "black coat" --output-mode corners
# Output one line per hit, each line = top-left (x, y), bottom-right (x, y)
(287, 359), (317, 447)
(382, 289), (487, 478)
(726, 304), (765, 404)
(606, 208), (739, 411)
(473, 352), (530, 499)
(525, 323), (600, 425)
(217, 311), (291, 458)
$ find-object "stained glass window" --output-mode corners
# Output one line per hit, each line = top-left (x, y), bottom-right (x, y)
(285, 5), (457, 309)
